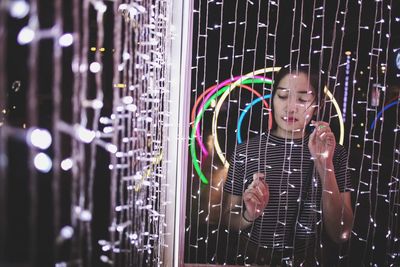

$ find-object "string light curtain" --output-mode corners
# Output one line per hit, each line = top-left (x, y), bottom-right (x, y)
(185, 0), (400, 266)
(0, 0), (181, 266)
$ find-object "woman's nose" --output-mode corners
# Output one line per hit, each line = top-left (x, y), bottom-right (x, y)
(286, 97), (297, 113)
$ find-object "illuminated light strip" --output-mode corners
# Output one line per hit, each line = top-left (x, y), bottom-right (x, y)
(213, 67), (280, 168)
(190, 81), (271, 185)
(134, 152), (163, 191)
(191, 76), (272, 125)
(190, 87), (228, 184)
(369, 99), (400, 130)
(213, 67), (344, 169)
(114, 83), (126, 88)
(343, 53), (351, 122)
(237, 94), (271, 144)
(195, 83), (271, 156)
(323, 86), (345, 145)
(190, 84), (217, 156)
(189, 79), (272, 184)
(192, 78), (272, 156)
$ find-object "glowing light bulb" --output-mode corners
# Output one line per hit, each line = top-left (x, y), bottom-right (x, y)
(106, 144), (117, 153)
(34, 153), (52, 173)
(17, 26), (35, 45)
(126, 104), (137, 112)
(75, 125), (96, 143)
(103, 126), (113, 134)
(79, 210), (92, 221)
(61, 158), (73, 171)
(60, 226), (74, 239)
(89, 62), (101, 73)
(101, 245), (111, 252)
(94, 1), (107, 13)
(92, 99), (103, 109)
(28, 128), (52, 149)
(122, 52), (130, 60)
(59, 33), (74, 47)
(130, 233), (138, 240)
(122, 96), (133, 104)
(9, 1), (30, 19)
(100, 255), (109, 263)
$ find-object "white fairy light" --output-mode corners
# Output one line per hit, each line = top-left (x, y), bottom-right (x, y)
(58, 33), (74, 47)
(27, 128), (52, 150)
(17, 26), (35, 45)
(103, 126), (113, 134)
(122, 96), (134, 104)
(94, 1), (107, 13)
(75, 125), (96, 143)
(9, 0), (30, 19)
(79, 210), (92, 222)
(89, 62), (102, 73)
(34, 153), (52, 173)
(60, 158), (73, 171)
(91, 99), (103, 109)
(60, 226), (74, 239)
(106, 144), (117, 154)
(126, 104), (137, 112)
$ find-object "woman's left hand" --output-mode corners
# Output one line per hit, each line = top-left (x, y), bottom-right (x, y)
(308, 120), (336, 166)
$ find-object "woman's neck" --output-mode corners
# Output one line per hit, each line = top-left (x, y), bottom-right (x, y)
(271, 128), (305, 139)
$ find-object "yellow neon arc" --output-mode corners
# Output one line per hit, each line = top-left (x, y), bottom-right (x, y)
(323, 87), (345, 145)
(212, 67), (344, 169)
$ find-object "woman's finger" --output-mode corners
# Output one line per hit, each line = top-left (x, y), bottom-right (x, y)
(244, 189), (263, 203)
(254, 179), (269, 198)
(244, 193), (261, 205)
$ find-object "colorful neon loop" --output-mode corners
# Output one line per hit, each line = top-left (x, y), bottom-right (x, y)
(369, 98), (400, 130)
(212, 68), (281, 169)
(237, 94), (272, 144)
(190, 77), (273, 184)
(192, 77), (273, 156)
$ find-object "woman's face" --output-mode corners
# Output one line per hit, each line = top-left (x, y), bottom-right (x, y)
(272, 72), (317, 139)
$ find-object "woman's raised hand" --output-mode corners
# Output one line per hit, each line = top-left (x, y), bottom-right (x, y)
(308, 120), (336, 165)
(242, 173), (269, 221)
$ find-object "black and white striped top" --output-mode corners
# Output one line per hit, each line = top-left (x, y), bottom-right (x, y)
(223, 132), (352, 250)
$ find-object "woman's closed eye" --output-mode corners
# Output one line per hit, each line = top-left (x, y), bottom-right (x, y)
(298, 98), (309, 103)
(277, 95), (311, 103)
(277, 94), (288, 100)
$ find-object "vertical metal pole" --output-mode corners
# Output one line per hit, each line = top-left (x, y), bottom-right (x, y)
(164, 0), (193, 266)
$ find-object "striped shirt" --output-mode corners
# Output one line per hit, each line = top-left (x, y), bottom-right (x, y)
(223, 132), (352, 250)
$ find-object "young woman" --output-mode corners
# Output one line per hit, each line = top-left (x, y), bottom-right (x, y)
(221, 65), (353, 266)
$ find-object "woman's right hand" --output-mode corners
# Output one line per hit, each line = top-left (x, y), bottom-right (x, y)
(243, 173), (269, 221)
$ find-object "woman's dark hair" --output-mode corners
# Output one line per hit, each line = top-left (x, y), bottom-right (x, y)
(270, 65), (327, 131)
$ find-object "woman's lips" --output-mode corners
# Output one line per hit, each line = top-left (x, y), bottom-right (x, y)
(282, 116), (297, 123)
